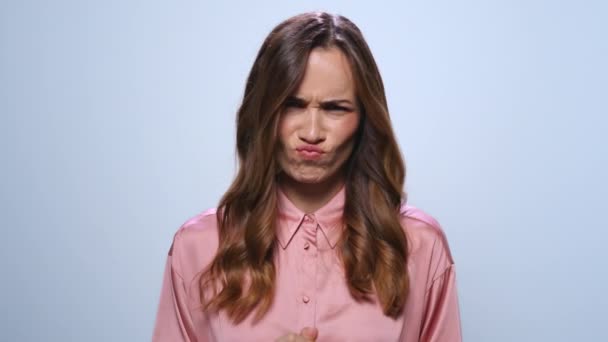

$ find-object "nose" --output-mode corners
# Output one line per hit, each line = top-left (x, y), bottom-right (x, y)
(298, 108), (325, 144)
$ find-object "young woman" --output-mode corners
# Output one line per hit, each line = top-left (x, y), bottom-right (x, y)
(153, 11), (462, 342)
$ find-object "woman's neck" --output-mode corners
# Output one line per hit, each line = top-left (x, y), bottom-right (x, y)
(277, 172), (345, 214)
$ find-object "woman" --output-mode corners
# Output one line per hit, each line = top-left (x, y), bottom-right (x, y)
(153, 11), (462, 342)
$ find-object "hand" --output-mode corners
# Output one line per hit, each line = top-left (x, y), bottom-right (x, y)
(275, 327), (318, 342)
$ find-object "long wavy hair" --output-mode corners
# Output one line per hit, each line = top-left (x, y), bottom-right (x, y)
(199, 11), (409, 323)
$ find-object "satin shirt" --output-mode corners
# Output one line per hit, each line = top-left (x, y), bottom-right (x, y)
(153, 185), (462, 341)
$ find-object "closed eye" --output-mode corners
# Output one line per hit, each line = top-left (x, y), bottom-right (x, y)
(322, 104), (350, 112)
(283, 99), (307, 109)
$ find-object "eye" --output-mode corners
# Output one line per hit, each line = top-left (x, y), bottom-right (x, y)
(285, 103), (304, 108)
(283, 99), (306, 109)
(324, 104), (351, 112)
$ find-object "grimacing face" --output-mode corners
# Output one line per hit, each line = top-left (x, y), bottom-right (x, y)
(276, 47), (360, 185)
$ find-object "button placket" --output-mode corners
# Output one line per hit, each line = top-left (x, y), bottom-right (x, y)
(297, 214), (317, 328)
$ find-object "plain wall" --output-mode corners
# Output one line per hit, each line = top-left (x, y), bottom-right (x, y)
(1, 0), (606, 341)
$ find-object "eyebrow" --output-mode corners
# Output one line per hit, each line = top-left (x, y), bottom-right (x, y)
(285, 95), (354, 107)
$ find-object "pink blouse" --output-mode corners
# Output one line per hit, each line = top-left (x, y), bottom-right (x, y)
(153, 185), (462, 341)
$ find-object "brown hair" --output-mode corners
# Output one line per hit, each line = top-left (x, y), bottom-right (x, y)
(199, 11), (409, 323)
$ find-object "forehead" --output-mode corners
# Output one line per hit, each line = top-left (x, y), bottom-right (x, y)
(294, 47), (355, 99)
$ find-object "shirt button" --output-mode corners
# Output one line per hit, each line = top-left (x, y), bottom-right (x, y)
(303, 242), (310, 250)
(304, 215), (313, 223)
(302, 296), (310, 303)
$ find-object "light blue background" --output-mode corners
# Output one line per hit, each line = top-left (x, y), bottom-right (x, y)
(1, 1), (606, 341)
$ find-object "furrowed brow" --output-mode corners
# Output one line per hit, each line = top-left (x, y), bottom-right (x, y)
(320, 99), (354, 106)
(287, 96), (354, 106)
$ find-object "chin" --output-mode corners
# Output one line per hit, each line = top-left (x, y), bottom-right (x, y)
(292, 173), (326, 184)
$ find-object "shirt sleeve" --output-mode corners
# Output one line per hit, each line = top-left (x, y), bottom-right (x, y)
(419, 265), (463, 342)
(152, 234), (209, 342)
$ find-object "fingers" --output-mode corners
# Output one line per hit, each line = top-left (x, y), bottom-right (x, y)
(275, 333), (307, 342)
(275, 327), (318, 342)
(300, 327), (318, 340)
(274, 333), (294, 342)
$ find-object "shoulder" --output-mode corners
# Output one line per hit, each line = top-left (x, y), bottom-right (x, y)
(399, 204), (449, 248)
(172, 208), (219, 248)
(399, 204), (455, 279)
(169, 208), (220, 280)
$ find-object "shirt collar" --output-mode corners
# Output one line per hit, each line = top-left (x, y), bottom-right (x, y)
(276, 184), (346, 249)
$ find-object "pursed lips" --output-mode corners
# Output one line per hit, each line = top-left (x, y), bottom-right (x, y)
(295, 145), (325, 160)
(296, 145), (324, 153)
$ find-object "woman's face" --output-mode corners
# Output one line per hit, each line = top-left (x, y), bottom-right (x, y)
(277, 47), (360, 185)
